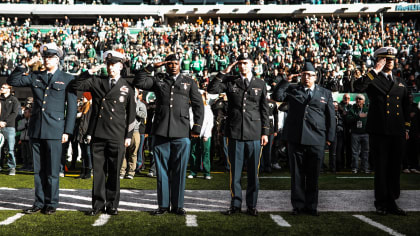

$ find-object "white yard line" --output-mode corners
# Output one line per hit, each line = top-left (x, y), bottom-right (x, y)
(270, 214), (291, 227)
(353, 215), (405, 236)
(0, 188), (18, 191)
(186, 215), (198, 227)
(337, 177), (374, 179)
(0, 213), (24, 225)
(245, 176), (291, 179)
(92, 214), (111, 227)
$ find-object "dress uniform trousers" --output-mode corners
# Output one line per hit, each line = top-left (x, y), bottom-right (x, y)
(370, 134), (404, 210)
(31, 138), (62, 209)
(91, 137), (125, 210)
(261, 134), (274, 172)
(288, 142), (323, 211)
(228, 139), (262, 208)
(153, 135), (190, 209)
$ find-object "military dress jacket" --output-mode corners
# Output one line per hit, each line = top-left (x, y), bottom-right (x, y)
(207, 73), (270, 141)
(271, 81), (336, 146)
(133, 69), (204, 138)
(71, 71), (136, 141)
(353, 70), (410, 136)
(7, 66), (77, 140)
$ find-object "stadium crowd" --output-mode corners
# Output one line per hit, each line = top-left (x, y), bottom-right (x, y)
(1, 15), (420, 92)
(1, 14), (420, 178)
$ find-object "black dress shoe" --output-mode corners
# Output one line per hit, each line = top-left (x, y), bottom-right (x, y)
(246, 207), (258, 216)
(308, 209), (320, 216)
(291, 208), (302, 215)
(106, 208), (118, 215)
(150, 207), (169, 216)
(23, 205), (43, 214)
(223, 206), (241, 215)
(42, 206), (56, 215)
(171, 208), (186, 216)
(375, 207), (388, 216)
(86, 208), (105, 216)
(389, 207), (407, 216)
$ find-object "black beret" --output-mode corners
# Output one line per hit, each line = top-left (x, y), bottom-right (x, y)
(165, 54), (180, 62)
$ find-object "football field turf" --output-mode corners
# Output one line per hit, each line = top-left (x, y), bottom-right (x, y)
(0, 168), (419, 235)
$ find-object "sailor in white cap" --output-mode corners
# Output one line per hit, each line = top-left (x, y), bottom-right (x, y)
(354, 46), (410, 216)
(70, 50), (136, 216)
(40, 43), (64, 59)
(7, 42), (78, 215)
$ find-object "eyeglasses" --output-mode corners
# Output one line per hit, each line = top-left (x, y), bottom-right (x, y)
(356, 98), (363, 100)
(343, 97), (350, 100)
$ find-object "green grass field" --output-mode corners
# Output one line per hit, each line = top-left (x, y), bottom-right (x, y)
(1, 157), (419, 236)
(0, 211), (419, 236)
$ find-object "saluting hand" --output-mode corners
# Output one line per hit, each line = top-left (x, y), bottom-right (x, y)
(88, 64), (106, 74)
(261, 135), (268, 146)
(153, 61), (167, 68)
(222, 61), (238, 74)
(373, 57), (386, 73)
(26, 56), (40, 67)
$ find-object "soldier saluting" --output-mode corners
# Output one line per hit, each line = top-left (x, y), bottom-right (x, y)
(70, 51), (136, 216)
(8, 43), (78, 215)
(133, 54), (204, 216)
(207, 53), (270, 217)
(354, 47), (410, 216)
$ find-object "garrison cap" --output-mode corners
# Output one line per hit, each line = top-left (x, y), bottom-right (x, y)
(237, 53), (253, 61)
(374, 47), (398, 59)
(103, 50), (125, 64)
(302, 62), (316, 73)
(165, 54), (180, 62)
(40, 43), (63, 58)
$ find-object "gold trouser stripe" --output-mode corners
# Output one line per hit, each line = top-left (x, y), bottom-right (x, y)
(226, 138), (234, 198)
(257, 145), (264, 178)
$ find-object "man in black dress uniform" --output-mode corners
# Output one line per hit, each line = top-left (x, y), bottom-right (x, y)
(272, 62), (336, 216)
(8, 43), (78, 215)
(207, 53), (270, 216)
(133, 54), (204, 216)
(71, 50), (136, 216)
(354, 47), (409, 216)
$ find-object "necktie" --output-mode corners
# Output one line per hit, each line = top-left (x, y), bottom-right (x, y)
(47, 73), (53, 84)
(110, 79), (116, 89)
(306, 89), (312, 100)
(387, 74), (393, 82)
(244, 78), (249, 88)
